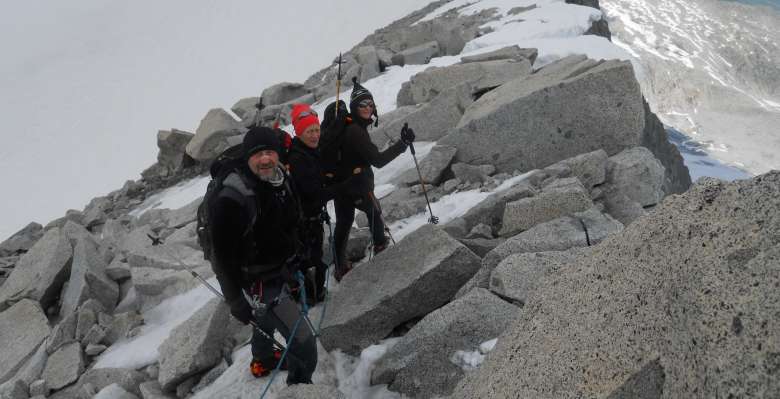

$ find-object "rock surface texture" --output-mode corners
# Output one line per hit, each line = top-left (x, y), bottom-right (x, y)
(453, 172), (780, 398)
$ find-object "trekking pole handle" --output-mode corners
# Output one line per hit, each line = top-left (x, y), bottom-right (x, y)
(402, 123), (416, 155)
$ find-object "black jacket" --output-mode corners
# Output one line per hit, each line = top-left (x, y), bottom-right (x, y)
(338, 118), (406, 189)
(209, 165), (302, 304)
(287, 138), (338, 218)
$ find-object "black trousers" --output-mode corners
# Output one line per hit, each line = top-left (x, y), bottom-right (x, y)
(303, 220), (327, 300)
(333, 193), (386, 272)
(250, 277), (317, 385)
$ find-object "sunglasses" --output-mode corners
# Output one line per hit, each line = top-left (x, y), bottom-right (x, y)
(293, 109), (318, 123)
(357, 100), (375, 109)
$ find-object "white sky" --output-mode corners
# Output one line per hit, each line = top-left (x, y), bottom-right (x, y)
(0, 0), (426, 240)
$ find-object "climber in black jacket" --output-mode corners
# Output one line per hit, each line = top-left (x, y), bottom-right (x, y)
(286, 103), (368, 300)
(209, 126), (316, 384)
(331, 78), (415, 281)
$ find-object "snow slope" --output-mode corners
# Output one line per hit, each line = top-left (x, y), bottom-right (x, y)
(601, 0), (780, 175)
(0, 0), (425, 241)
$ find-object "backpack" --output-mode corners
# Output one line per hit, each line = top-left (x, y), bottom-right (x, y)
(196, 144), (257, 261)
(318, 100), (351, 183)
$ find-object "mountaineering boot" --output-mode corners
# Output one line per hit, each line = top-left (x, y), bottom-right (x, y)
(373, 235), (391, 256)
(334, 260), (353, 282)
(250, 348), (287, 378)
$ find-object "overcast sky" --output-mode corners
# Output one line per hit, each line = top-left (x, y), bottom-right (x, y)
(0, 0), (426, 240)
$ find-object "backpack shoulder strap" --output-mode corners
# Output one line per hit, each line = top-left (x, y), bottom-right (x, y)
(220, 172), (257, 237)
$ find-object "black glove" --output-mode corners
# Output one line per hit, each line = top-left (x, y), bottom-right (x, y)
(400, 124), (416, 145)
(228, 297), (253, 325)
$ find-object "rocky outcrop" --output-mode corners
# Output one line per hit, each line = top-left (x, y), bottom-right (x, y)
(154, 129), (195, 177)
(157, 298), (232, 391)
(320, 225), (481, 355)
(42, 342), (84, 391)
(372, 288), (517, 398)
(260, 82), (309, 106)
(184, 108), (245, 163)
(0, 222), (43, 257)
(460, 45), (538, 65)
(60, 238), (118, 316)
(453, 172), (780, 398)
(0, 299), (51, 384)
(0, 227), (72, 311)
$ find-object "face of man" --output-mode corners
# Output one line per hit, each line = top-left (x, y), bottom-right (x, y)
(247, 149), (279, 179)
(301, 124), (320, 149)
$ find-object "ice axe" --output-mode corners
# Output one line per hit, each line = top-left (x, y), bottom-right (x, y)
(333, 52), (345, 120)
(404, 123), (438, 224)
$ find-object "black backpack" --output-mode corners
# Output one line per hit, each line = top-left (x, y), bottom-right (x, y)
(319, 100), (351, 183)
(196, 144), (257, 261)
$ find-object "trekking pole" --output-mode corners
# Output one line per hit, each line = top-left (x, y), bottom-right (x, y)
(334, 52), (345, 120)
(404, 123), (439, 224)
(146, 235), (289, 351)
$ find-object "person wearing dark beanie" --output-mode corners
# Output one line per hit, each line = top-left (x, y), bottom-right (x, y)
(208, 124), (318, 383)
(329, 77), (415, 281)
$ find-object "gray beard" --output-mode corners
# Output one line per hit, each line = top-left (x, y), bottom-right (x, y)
(258, 165), (284, 187)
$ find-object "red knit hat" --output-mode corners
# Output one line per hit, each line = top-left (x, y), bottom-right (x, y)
(290, 104), (320, 137)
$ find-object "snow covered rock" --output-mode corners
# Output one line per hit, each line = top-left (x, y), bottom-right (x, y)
(0, 299), (50, 384)
(0, 222), (43, 257)
(60, 238), (118, 316)
(42, 342), (84, 391)
(155, 129), (194, 176)
(260, 82), (309, 106)
(394, 144), (457, 186)
(320, 225), (481, 355)
(372, 288), (517, 398)
(157, 297), (232, 391)
(460, 45), (538, 65)
(0, 227), (72, 312)
(453, 172), (780, 398)
(185, 108), (244, 163)
(458, 207), (623, 298)
(498, 177), (593, 237)
(605, 147), (665, 207)
(391, 41), (440, 66)
(451, 162), (495, 184)
(489, 250), (581, 305)
(397, 59), (532, 106)
(276, 384), (346, 399)
(94, 383), (139, 399)
(440, 56), (645, 174)
(77, 368), (147, 397)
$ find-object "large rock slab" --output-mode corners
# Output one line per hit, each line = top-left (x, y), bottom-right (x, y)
(320, 225), (481, 355)
(165, 197), (202, 229)
(0, 300), (51, 384)
(0, 222), (43, 257)
(42, 342), (84, 391)
(260, 82), (308, 106)
(0, 227), (72, 311)
(489, 250), (581, 305)
(457, 207), (623, 298)
(397, 59), (532, 106)
(605, 146), (665, 207)
(372, 288), (517, 398)
(371, 83), (474, 144)
(157, 298), (232, 391)
(184, 108), (244, 162)
(498, 177), (593, 237)
(439, 56), (645, 174)
(155, 129), (194, 176)
(548, 149), (608, 189)
(393, 144), (457, 186)
(453, 172), (780, 398)
(130, 266), (210, 310)
(230, 96), (260, 120)
(127, 243), (207, 271)
(391, 41), (440, 66)
(447, 178), (537, 237)
(60, 238), (118, 316)
(460, 45), (538, 64)
(354, 45), (381, 81)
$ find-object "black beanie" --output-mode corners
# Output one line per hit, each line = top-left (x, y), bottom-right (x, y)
(349, 77), (379, 126)
(243, 126), (281, 159)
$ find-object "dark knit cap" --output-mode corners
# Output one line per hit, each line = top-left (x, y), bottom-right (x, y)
(243, 126), (281, 158)
(349, 76), (379, 126)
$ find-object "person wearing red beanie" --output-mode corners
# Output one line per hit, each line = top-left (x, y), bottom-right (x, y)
(287, 103), (368, 298)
